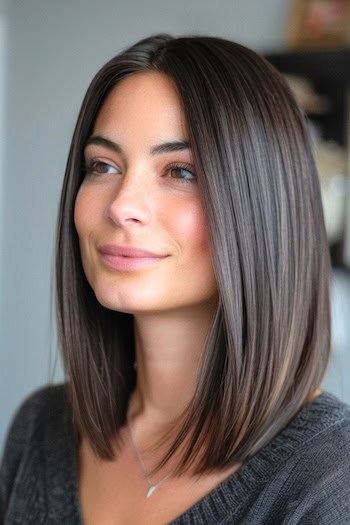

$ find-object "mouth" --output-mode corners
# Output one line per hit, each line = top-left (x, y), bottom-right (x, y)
(97, 244), (168, 271)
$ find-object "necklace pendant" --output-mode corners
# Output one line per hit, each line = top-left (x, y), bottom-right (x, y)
(147, 485), (157, 498)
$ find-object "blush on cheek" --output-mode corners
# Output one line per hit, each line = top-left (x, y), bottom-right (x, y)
(174, 204), (210, 248)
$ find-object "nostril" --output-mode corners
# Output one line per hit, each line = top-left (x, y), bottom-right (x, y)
(106, 187), (151, 227)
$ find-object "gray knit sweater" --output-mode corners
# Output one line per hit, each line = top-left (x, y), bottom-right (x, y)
(1, 385), (350, 524)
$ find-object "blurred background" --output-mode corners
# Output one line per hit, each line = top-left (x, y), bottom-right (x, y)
(0, 0), (349, 453)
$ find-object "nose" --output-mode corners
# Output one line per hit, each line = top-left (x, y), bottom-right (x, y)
(106, 171), (152, 227)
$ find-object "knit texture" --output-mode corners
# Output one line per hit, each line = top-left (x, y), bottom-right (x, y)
(1, 385), (350, 524)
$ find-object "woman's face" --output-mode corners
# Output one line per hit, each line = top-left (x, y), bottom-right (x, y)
(74, 72), (218, 316)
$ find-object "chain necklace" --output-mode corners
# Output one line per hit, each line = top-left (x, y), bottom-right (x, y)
(127, 402), (173, 498)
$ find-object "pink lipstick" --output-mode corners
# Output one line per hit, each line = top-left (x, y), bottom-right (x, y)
(97, 244), (168, 271)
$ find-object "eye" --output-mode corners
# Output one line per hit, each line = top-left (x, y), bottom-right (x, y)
(168, 164), (196, 182)
(84, 159), (119, 177)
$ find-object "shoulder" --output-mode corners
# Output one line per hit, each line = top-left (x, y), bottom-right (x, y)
(4, 383), (70, 440)
(1, 383), (71, 461)
(268, 392), (350, 523)
(0, 384), (73, 522)
(287, 391), (350, 461)
(222, 392), (350, 524)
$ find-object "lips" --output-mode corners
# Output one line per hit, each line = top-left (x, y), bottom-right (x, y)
(98, 244), (164, 258)
(97, 244), (168, 271)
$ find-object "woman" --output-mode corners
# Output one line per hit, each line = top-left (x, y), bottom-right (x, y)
(1, 34), (350, 524)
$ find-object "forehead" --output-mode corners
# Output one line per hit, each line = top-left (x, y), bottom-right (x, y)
(92, 72), (189, 145)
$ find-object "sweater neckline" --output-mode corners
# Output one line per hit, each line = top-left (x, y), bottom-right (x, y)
(47, 391), (348, 524)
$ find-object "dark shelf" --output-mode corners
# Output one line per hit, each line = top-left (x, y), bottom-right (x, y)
(265, 48), (350, 268)
(265, 48), (350, 145)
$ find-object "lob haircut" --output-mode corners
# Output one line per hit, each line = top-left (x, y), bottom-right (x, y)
(56, 35), (331, 474)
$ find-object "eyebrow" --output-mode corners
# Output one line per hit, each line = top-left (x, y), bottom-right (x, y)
(150, 140), (190, 154)
(85, 135), (190, 155)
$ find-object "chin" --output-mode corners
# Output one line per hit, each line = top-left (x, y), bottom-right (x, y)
(92, 285), (157, 314)
(93, 291), (134, 314)
(88, 274), (218, 316)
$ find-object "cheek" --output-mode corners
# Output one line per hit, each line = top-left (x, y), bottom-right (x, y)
(74, 186), (97, 239)
(73, 188), (95, 268)
(73, 191), (83, 237)
(173, 201), (217, 297)
(169, 199), (211, 258)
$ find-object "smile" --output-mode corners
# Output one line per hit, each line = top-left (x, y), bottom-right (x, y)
(97, 244), (168, 271)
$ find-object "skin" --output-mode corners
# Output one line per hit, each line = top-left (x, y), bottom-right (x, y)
(74, 71), (321, 524)
(75, 72), (241, 524)
(74, 71), (218, 430)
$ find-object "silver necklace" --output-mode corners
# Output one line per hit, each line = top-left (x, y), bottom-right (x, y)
(127, 403), (173, 498)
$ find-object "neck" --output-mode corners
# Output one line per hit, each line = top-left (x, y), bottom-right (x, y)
(130, 303), (217, 427)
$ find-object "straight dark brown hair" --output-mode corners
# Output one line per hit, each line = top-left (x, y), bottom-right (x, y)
(56, 34), (331, 475)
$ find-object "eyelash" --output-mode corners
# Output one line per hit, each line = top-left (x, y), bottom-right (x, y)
(83, 159), (196, 183)
(166, 163), (196, 183)
(83, 159), (119, 177)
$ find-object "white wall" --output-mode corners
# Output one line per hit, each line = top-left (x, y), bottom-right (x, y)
(0, 0), (301, 451)
(0, 0), (7, 451)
